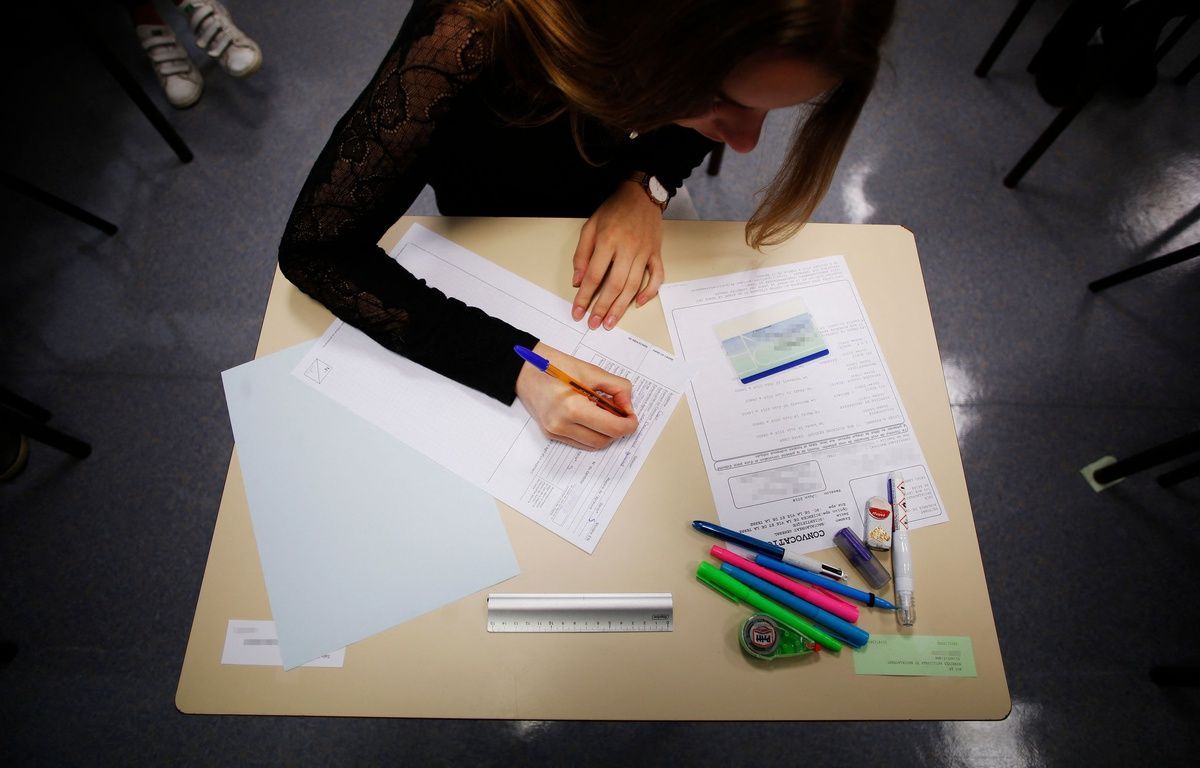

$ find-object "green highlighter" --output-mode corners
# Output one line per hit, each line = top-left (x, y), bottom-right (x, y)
(696, 561), (843, 653)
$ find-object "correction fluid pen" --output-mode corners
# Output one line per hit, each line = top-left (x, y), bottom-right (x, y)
(889, 472), (916, 627)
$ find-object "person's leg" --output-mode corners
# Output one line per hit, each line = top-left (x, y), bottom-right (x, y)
(124, 0), (203, 108)
(1102, 0), (1196, 97)
(1028, 0), (1125, 106)
(172, 1), (262, 78)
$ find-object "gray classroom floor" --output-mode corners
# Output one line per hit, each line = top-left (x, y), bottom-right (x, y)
(2, 1), (1198, 765)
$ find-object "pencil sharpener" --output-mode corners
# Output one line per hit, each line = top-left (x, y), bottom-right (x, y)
(738, 614), (816, 661)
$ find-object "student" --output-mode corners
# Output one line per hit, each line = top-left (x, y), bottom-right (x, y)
(279, 0), (894, 449)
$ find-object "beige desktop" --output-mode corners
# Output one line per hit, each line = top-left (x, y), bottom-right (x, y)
(176, 216), (1010, 720)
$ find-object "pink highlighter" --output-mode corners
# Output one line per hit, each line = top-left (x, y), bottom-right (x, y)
(709, 545), (860, 624)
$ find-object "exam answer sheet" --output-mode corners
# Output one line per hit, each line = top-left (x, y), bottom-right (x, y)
(659, 255), (948, 553)
(293, 225), (692, 554)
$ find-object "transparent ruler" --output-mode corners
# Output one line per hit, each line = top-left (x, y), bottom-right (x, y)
(486, 593), (673, 633)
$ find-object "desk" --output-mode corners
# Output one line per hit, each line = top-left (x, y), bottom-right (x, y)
(176, 216), (1010, 720)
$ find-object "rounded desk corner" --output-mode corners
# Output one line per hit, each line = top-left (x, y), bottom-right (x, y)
(993, 698), (1014, 722)
(174, 689), (196, 715)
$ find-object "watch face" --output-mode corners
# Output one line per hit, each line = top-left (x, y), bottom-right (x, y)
(648, 176), (668, 203)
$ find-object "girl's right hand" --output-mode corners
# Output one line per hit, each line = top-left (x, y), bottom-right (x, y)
(514, 342), (638, 450)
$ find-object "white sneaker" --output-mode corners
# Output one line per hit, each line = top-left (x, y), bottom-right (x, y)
(136, 24), (204, 109)
(179, 1), (263, 78)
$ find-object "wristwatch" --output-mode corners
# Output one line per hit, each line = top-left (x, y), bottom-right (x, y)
(629, 171), (669, 212)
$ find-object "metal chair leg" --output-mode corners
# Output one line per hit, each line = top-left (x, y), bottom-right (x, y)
(1155, 12), (1198, 61)
(1158, 460), (1200, 488)
(1175, 50), (1200, 85)
(1150, 666), (1200, 686)
(0, 387), (52, 422)
(975, 0), (1038, 78)
(84, 35), (194, 164)
(0, 641), (16, 669)
(1003, 90), (1091, 188)
(1091, 431), (1200, 485)
(0, 171), (118, 235)
(0, 389), (92, 460)
(1088, 241), (1200, 291)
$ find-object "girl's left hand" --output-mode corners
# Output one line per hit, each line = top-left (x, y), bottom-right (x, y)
(571, 181), (664, 330)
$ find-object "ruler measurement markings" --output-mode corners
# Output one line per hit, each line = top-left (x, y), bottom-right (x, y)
(486, 593), (673, 633)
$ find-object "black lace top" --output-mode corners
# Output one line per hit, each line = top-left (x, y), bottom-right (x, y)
(278, 0), (716, 404)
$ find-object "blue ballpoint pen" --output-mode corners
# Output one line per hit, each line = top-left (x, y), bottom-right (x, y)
(752, 552), (897, 610)
(692, 520), (846, 581)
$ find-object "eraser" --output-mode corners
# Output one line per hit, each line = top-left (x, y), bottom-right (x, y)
(864, 496), (892, 550)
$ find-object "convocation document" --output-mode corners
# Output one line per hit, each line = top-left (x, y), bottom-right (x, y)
(293, 224), (691, 554)
(659, 256), (948, 553)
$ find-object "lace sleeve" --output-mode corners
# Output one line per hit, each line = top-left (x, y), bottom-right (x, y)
(278, 2), (536, 404)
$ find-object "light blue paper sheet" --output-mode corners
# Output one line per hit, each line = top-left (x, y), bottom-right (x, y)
(222, 342), (519, 669)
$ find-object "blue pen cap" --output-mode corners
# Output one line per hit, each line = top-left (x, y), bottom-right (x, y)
(834, 527), (891, 590)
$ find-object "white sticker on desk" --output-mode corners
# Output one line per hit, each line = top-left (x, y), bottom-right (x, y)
(221, 620), (345, 668)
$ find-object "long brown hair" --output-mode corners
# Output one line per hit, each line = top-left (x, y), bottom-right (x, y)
(464, 0), (895, 247)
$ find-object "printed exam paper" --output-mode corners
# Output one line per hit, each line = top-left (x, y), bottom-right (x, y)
(293, 224), (691, 554)
(659, 255), (948, 553)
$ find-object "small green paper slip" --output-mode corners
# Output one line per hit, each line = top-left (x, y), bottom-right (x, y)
(853, 635), (976, 677)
